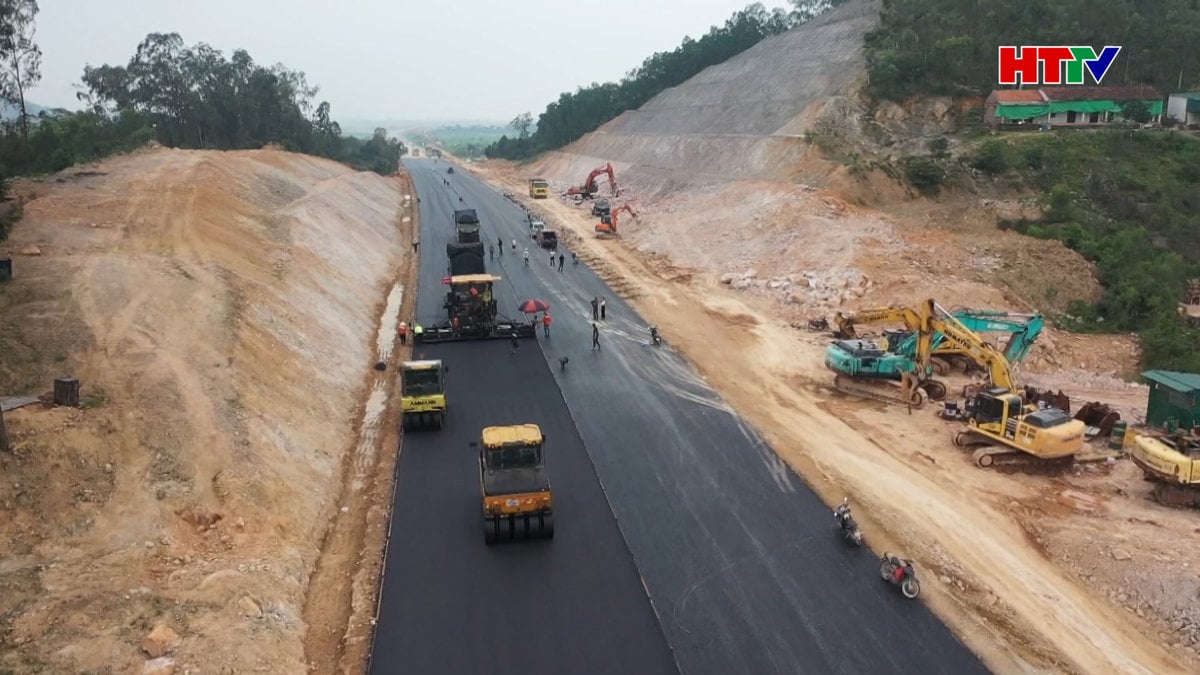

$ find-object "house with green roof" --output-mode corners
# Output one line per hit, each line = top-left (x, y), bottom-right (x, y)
(985, 86), (1163, 128)
(1167, 92), (1200, 126)
(1142, 370), (1200, 431)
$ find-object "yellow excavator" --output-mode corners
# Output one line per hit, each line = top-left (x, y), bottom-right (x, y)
(931, 311), (1086, 467)
(1128, 428), (1200, 508)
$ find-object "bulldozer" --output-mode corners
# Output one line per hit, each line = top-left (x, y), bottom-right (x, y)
(415, 274), (536, 344)
(595, 204), (636, 238)
(399, 360), (446, 430)
(476, 424), (554, 544)
(1128, 427), (1200, 508)
(826, 299), (946, 407)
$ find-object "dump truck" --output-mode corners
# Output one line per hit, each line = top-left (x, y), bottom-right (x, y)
(476, 424), (553, 543)
(446, 242), (486, 276)
(399, 360), (446, 430)
(529, 179), (550, 199)
(453, 209), (480, 243)
(415, 274), (536, 343)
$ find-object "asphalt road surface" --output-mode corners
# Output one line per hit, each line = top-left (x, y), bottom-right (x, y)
(370, 158), (990, 675)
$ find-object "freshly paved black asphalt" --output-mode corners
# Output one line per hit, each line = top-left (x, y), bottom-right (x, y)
(370, 158), (991, 675)
(369, 341), (676, 675)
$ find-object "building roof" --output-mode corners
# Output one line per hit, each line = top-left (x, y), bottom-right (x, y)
(1169, 92), (1200, 100)
(1142, 370), (1200, 393)
(992, 89), (1045, 103)
(482, 424), (543, 448)
(1040, 86), (1161, 102)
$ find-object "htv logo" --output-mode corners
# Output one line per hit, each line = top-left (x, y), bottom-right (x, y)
(998, 46), (1121, 85)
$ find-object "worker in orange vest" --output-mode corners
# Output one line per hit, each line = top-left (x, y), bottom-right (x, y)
(397, 321), (408, 345)
(542, 312), (552, 338)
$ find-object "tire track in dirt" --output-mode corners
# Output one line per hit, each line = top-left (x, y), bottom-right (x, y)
(302, 174), (418, 675)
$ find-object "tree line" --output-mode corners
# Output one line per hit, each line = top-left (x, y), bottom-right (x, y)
(1, 1), (404, 242)
(864, 0), (1200, 100)
(486, 1), (845, 159)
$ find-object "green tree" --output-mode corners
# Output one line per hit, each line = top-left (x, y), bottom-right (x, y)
(0, 0), (41, 139)
(1119, 100), (1152, 124)
(509, 112), (533, 140)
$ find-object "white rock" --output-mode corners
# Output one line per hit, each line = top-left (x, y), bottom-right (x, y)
(742, 268), (758, 280)
(143, 657), (176, 675)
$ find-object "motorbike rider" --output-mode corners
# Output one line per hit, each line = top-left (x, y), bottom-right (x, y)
(649, 325), (661, 345)
(834, 497), (854, 531)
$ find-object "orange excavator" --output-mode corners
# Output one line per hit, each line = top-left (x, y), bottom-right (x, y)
(565, 163), (618, 199)
(596, 204), (637, 237)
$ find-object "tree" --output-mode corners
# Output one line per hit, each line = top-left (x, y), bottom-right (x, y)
(1120, 100), (1152, 124)
(509, 112), (533, 139)
(0, 0), (42, 140)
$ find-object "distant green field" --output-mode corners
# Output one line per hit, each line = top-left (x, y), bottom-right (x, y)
(407, 125), (509, 158)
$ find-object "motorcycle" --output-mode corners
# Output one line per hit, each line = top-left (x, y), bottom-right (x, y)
(833, 497), (862, 546)
(879, 553), (921, 599)
(649, 325), (662, 347)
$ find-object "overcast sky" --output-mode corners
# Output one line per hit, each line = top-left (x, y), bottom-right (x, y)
(33, 0), (781, 124)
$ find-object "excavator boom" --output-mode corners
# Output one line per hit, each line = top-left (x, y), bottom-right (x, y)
(565, 162), (618, 198)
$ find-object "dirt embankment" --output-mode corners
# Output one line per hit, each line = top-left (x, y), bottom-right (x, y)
(469, 157), (1194, 674)
(0, 147), (409, 673)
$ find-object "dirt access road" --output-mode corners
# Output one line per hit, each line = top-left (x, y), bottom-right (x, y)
(468, 160), (1193, 675)
(0, 147), (415, 674)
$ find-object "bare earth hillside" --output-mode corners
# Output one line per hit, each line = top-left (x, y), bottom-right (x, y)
(0, 147), (413, 673)
(463, 0), (1199, 670)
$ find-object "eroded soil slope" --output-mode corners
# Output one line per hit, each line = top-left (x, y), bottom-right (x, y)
(0, 147), (406, 673)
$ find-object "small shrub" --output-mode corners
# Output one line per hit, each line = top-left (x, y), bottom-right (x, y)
(972, 139), (1010, 174)
(902, 156), (945, 194)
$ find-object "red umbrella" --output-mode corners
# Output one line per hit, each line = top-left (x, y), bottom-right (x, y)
(518, 299), (550, 314)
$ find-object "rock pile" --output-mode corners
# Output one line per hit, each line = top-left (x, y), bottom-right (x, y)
(719, 267), (873, 312)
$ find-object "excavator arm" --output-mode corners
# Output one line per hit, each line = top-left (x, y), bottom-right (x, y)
(567, 162), (619, 197)
(833, 303), (928, 341)
(925, 312), (1019, 391)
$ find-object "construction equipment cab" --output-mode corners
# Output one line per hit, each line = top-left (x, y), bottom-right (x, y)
(954, 388), (1085, 467)
(591, 198), (611, 217)
(528, 178), (549, 199)
(477, 424), (553, 544)
(399, 360), (446, 430)
(529, 219), (546, 239)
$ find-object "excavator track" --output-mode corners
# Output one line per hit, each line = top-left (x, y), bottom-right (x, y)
(833, 375), (926, 408)
(952, 430), (1074, 473)
(1149, 482), (1200, 509)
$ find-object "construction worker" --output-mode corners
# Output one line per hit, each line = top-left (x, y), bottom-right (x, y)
(558, 253), (564, 271)
(591, 323), (600, 350)
(412, 323), (424, 342)
(542, 312), (552, 338)
(489, 243), (495, 260)
(511, 238), (517, 252)
(497, 237), (504, 256)
(590, 297), (599, 321)
(523, 248), (530, 266)
(397, 321), (408, 345)
(549, 251), (555, 267)
(600, 297), (607, 320)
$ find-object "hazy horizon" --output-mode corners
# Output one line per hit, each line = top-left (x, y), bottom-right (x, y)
(31, 0), (780, 123)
